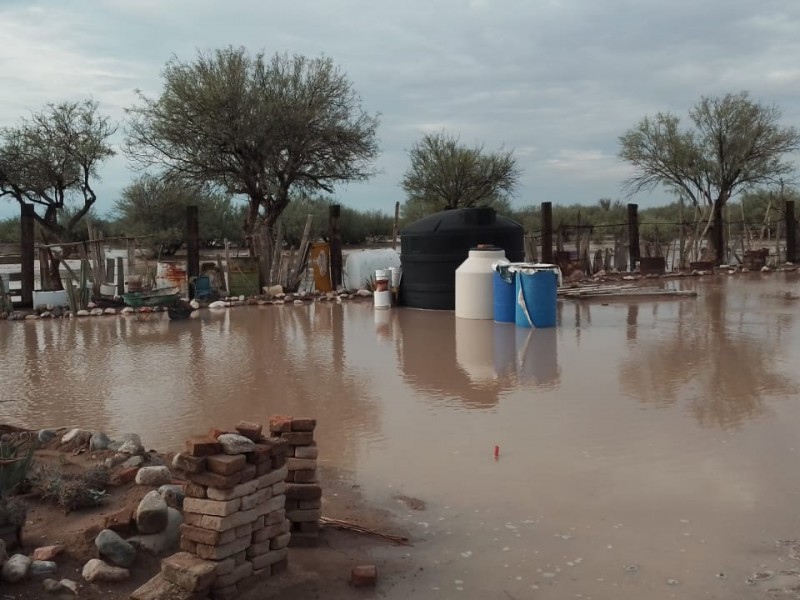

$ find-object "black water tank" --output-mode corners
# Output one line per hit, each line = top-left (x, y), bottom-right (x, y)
(399, 207), (524, 310)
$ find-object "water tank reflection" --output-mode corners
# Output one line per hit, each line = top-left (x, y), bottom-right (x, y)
(397, 311), (561, 408)
(515, 328), (560, 387)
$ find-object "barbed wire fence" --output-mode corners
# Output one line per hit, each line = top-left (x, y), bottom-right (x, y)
(521, 202), (798, 275)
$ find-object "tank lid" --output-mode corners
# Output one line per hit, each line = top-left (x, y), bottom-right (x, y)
(401, 207), (523, 235)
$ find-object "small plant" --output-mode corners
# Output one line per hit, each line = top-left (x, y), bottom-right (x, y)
(0, 433), (35, 497)
(0, 497), (27, 529)
(30, 465), (110, 513)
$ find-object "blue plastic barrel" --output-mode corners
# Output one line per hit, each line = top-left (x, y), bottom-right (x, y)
(493, 270), (516, 323)
(515, 267), (558, 328)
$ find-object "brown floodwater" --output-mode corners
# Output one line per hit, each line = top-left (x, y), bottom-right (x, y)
(3, 273), (800, 598)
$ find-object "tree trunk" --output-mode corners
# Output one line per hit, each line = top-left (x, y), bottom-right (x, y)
(712, 201), (725, 265)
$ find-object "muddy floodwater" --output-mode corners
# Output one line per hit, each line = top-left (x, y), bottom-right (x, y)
(3, 273), (800, 598)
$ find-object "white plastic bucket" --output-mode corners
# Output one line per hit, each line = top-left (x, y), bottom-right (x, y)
(374, 269), (391, 293)
(389, 267), (402, 288)
(374, 290), (391, 309)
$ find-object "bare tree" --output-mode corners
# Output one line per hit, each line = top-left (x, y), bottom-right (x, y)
(0, 100), (116, 241)
(401, 131), (519, 219)
(619, 92), (800, 263)
(125, 47), (380, 282)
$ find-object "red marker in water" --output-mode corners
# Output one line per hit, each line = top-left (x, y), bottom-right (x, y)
(494, 445), (500, 459)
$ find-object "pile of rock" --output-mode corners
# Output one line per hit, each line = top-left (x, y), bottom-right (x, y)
(133, 422), (293, 600)
(269, 416), (321, 547)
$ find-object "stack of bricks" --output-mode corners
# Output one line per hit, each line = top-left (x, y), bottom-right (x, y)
(170, 421), (292, 600)
(269, 415), (321, 547)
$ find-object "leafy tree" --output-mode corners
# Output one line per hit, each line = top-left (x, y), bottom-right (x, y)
(619, 92), (800, 262)
(0, 100), (116, 242)
(125, 47), (380, 279)
(401, 132), (519, 220)
(0, 217), (20, 243)
(114, 175), (243, 255)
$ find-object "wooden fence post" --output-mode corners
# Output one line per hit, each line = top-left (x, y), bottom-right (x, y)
(627, 203), (640, 272)
(20, 204), (35, 307)
(329, 205), (342, 289)
(786, 200), (796, 263)
(116, 257), (125, 296)
(541, 202), (553, 264)
(186, 205), (199, 297)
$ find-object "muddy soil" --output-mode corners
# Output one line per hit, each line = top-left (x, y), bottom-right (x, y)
(1, 435), (413, 599)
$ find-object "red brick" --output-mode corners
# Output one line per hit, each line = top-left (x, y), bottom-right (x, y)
(281, 432), (314, 446)
(351, 565), (377, 587)
(180, 524), (235, 546)
(186, 436), (221, 457)
(103, 502), (136, 535)
(267, 438), (290, 456)
(180, 538), (198, 553)
(174, 452), (207, 474)
(271, 455), (288, 471)
(240, 463), (256, 482)
(291, 418), (316, 432)
(207, 453), (246, 476)
(208, 428), (228, 439)
(235, 421), (263, 441)
(271, 557), (288, 575)
(297, 521), (320, 533)
(246, 444), (273, 465)
(161, 552), (216, 592)
(285, 483), (321, 501)
(114, 467), (140, 485)
(187, 470), (242, 490)
(268, 415), (293, 434)
(293, 470), (317, 484)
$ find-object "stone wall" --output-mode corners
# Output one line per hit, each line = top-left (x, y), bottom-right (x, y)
(268, 416), (320, 547)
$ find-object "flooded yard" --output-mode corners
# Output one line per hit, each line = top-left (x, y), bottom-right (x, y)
(2, 272), (800, 598)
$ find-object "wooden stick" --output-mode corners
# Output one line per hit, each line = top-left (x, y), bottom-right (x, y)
(319, 516), (411, 546)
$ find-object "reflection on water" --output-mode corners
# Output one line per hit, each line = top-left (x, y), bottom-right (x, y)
(3, 273), (800, 598)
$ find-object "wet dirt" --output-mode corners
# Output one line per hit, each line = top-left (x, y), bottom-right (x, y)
(2, 272), (800, 598)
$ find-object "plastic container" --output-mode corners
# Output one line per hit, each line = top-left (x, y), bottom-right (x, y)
(374, 269), (391, 293)
(492, 269), (516, 323)
(399, 207), (524, 310)
(389, 267), (402, 289)
(515, 264), (559, 328)
(455, 247), (507, 319)
(374, 290), (391, 309)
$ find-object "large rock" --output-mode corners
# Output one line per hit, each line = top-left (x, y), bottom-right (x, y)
(37, 429), (57, 444)
(217, 434), (255, 454)
(61, 428), (90, 445)
(82, 558), (130, 583)
(43, 578), (78, 595)
(1, 553), (31, 582)
(128, 508), (182, 555)
(158, 484), (185, 509)
(114, 433), (144, 455)
(122, 455), (145, 469)
(30, 560), (57, 577)
(33, 545), (64, 561)
(95, 529), (136, 567)
(89, 431), (112, 451)
(136, 491), (169, 534)
(135, 466), (171, 487)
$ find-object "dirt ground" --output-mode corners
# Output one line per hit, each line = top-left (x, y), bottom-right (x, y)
(1, 428), (416, 599)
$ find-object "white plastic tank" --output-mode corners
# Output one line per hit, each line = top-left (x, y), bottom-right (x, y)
(455, 246), (507, 319)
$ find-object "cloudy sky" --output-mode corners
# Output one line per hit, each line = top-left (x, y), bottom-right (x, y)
(1, 0), (799, 219)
